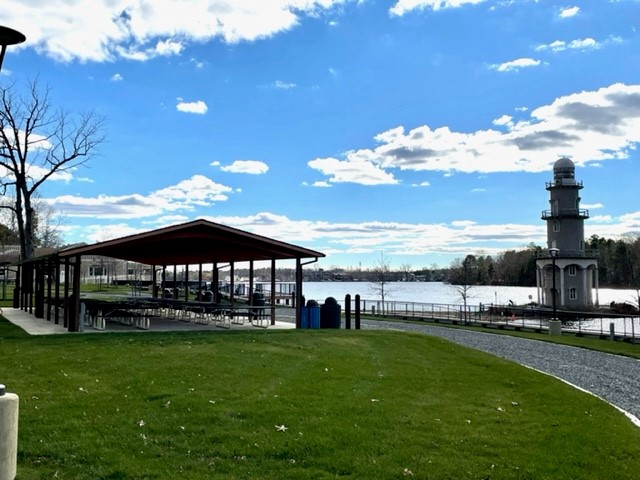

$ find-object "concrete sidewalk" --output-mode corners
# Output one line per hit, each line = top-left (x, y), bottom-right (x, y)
(2, 308), (69, 335)
(1, 307), (296, 335)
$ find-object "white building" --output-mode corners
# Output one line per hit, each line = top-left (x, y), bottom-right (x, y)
(536, 158), (599, 308)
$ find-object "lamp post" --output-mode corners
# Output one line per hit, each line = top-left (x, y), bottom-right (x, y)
(0, 25), (26, 72)
(0, 25), (25, 480)
(548, 247), (561, 335)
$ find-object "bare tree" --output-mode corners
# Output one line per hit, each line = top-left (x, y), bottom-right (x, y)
(399, 263), (414, 281)
(370, 252), (395, 315)
(32, 196), (65, 248)
(449, 255), (478, 324)
(0, 78), (104, 259)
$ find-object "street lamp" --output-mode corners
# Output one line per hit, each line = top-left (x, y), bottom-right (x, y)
(548, 247), (560, 335)
(0, 25), (26, 72)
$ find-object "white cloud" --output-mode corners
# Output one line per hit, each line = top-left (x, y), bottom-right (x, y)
(493, 115), (513, 128)
(411, 181), (431, 187)
(536, 38), (600, 52)
(308, 149), (399, 186)
(312, 181), (332, 187)
(589, 215), (612, 223)
(558, 6), (580, 18)
(201, 212), (548, 257)
(220, 160), (269, 175)
(154, 39), (184, 56)
(491, 58), (542, 72)
(59, 207), (640, 265)
(46, 174), (232, 219)
(272, 80), (297, 89)
(190, 58), (205, 68)
(582, 203), (604, 209)
(307, 83), (640, 184)
(110, 73), (123, 82)
(2, 0), (352, 63)
(176, 100), (208, 114)
(389, 0), (486, 16)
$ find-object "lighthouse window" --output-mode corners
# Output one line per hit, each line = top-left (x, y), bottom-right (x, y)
(568, 265), (577, 276)
(569, 288), (577, 300)
(553, 221), (560, 232)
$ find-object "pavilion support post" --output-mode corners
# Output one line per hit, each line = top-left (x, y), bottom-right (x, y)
(249, 261), (254, 307)
(26, 263), (34, 315)
(63, 258), (70, 328)
(12, 263), (20, 309)
(161, 266), (166, 297)
(152, 266), (157, 298)
(184, 264), (189, 301)
(21, 264), (28, 312)
(172, 265), (177, 299)
(34, 260), (45, 319)
(54, 259), (61, 324)
(230, 262), (235, 305)
(198, 264), (203, 300)
(69, 255), (82, 332)
(19, 263), (27, 312)
(46, 257), (53, 321)
(270, 258), (276, 326)
(295, 258), (303, 329)
(212, 262), (219, 302)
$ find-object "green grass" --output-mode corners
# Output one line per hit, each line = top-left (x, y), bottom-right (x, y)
(1, 319), (640, 479)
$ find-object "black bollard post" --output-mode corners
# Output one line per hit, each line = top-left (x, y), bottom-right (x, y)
(355, 294), (361, 330)
(345, 294), (351, 329)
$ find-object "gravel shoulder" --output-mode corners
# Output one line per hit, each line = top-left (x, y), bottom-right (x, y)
(362, 319), (640, 423)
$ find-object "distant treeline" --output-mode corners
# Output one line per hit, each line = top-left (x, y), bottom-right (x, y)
(428, 235), (640, 289)
(234, 235), (640, 289)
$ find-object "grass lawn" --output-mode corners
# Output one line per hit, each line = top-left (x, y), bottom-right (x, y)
(1, 318), (640, 479)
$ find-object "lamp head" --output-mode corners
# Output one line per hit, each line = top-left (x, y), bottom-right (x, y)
(0, 26), (26, 46)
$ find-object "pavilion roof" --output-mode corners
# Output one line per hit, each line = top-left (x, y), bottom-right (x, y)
(56, 219), (324, 266)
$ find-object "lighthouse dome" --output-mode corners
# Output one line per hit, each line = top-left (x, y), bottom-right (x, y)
(553, 157), (575, 184)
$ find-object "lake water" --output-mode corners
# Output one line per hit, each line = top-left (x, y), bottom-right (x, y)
(301, 281), (638, 307)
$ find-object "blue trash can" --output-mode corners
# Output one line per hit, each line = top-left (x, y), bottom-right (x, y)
(301, 300), (320, 329)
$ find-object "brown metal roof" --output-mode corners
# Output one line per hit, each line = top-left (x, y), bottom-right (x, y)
(57, 219), (325, 266)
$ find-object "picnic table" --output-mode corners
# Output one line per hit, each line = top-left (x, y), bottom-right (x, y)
(81, 297), (270, 330)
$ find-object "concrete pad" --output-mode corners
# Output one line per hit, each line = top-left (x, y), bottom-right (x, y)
(1, 307), (296, 335)
(1, 308), (68, 335)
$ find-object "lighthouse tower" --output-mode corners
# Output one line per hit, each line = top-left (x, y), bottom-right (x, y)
(536, 158), (599, 309)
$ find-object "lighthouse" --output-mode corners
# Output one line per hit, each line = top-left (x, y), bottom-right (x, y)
(536, 158), (599, 309)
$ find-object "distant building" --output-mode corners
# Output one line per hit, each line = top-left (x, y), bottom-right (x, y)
(535, 158), (599, 308)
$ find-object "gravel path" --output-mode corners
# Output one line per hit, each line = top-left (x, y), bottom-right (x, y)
(362, 319), (640, 424)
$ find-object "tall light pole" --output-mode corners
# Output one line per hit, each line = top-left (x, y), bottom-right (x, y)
(548, 247), (560, 335)
(0, 26), (26, 72)
(0, 26), (25, 480)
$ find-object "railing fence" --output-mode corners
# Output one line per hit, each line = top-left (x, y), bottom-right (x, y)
(327, 296), (640, 341)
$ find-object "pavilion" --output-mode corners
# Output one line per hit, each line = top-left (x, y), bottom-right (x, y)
(13, 219), (325, 332)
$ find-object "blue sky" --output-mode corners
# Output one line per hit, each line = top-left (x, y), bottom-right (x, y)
(1, 0), (639, 269)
